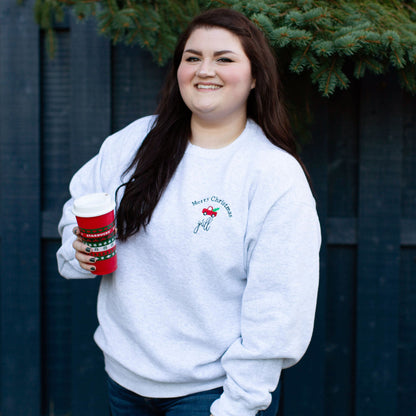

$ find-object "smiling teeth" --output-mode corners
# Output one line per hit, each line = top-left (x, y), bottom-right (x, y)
(197, 84), (221, 89)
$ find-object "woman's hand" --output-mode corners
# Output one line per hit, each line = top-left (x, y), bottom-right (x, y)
(72, 227), (96, 272)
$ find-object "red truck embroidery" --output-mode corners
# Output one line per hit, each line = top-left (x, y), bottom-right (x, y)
(202, 206), (219, 218)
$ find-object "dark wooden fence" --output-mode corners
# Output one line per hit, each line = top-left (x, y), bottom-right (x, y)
(1, 1), (415, 415)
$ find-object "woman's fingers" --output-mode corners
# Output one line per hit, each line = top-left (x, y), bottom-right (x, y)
(72, 237), (90, 254)
(72, 231), (97, 272)
(74, 249), (97, 272)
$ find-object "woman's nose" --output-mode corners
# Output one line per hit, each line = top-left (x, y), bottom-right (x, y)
(196, 59), (215, 77)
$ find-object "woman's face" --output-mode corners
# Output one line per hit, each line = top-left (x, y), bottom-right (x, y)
(177, 27), (255, 125)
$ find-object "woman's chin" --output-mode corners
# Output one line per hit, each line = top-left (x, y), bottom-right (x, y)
(191, 108), (222, 123)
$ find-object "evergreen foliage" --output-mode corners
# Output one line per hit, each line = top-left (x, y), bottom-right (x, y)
(33, 0), (416, 96)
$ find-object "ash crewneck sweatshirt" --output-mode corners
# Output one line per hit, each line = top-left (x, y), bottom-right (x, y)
(57, 116), (321, 416)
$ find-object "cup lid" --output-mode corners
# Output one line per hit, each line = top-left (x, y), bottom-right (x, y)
(72, 193), (115, 218)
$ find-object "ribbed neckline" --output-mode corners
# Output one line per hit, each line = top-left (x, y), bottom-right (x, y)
(185, 119), (254, 159)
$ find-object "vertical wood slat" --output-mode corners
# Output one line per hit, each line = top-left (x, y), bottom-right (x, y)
(283, 97), (328, 416)
(40, 29), (73, 415)
(326, 246), (357, 415)
(111, 44), (166, 131)
(0, 0), (41, 415)
(398, 92), (416, 416)
(356, 75), (402, 416)
(398, 248), (416, 416)
(69, 16), (111, 416)
(41, 29), (72, 213)
(324, 82), (359, 416)
(42, 240), (72, 415)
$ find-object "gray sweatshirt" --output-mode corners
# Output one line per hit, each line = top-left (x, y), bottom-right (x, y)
(57, 116), (321, 416)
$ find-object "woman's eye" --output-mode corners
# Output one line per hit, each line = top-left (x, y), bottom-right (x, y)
(185, 57), (200, 62)
(217, 57), (233, 63)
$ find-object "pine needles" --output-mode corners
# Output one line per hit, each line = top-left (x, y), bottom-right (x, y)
(32, 0), (416, 96)
(208, 0), (416, 96)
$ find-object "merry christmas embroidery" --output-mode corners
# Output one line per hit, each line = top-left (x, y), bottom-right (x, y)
(191, 196), (233, 217)
(192, 195), (232, 234)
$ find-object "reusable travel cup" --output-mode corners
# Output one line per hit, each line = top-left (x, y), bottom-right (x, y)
(72, 193), (117, 275)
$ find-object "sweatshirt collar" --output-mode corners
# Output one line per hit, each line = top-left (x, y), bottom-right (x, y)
(185, 119), (255, 159)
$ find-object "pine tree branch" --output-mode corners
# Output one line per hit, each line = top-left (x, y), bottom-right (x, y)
(403, 3), (416, 14)
(209, 0), (230, 6)
(29, 0), (416, 97)
(56, 0), (99, 4)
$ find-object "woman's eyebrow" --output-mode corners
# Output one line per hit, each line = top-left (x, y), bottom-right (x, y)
(183, 49), (237, 56)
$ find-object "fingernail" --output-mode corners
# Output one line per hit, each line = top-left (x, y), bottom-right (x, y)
(90, 266), (96, 271)
(85, 247), (91, 253)
(73, 228), (78, 235)
(89, 258), (96, 263)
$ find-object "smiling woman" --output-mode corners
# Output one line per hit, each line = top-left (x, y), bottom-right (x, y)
(57, 8), (321, 416)
(178, 27), (255, 148)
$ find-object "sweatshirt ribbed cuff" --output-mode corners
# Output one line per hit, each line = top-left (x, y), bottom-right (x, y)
(210, 393), (259, 416)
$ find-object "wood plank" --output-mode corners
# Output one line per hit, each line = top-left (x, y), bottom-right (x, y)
(401, 84), (416, 221)
(326, 217), (357, 245)
(356, 75), (402, 416)
(112, 44), (166, 131)
(40, 29), (73, 415)
(327, 81), (359, 218)
(401, 220), (416, 246)
(326, 246), (356, 416)
(398, 248), (416, 416)
(41, 29), (72, 215)
(321, 81), (359, 416)
(69, 15), (111, 416)
(42, 241), (72, 415)
(307, 217), (415, 247)
(398, 90), (416, 415)
(0, 0), (41, 414)
(42, 210), (61, 239)
(283, 95), (328, 416)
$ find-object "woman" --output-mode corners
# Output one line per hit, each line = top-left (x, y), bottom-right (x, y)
(57, 8), (321, 416)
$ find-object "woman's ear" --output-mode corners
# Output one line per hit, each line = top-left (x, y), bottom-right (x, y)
(251, 78), (256, 89)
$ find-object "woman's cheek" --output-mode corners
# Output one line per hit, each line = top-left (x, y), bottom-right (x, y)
(177, 64), (193, 88)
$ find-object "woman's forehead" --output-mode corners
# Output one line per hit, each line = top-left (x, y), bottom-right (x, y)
(184, 27), (244, 49)
(185, 26), (241, 48)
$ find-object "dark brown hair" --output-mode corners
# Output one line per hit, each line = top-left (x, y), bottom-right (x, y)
(116, 8), (305, 241)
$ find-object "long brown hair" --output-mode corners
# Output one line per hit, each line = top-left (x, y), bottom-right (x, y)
(116, 8), (305, 241)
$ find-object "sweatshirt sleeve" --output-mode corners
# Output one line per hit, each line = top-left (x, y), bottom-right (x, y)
(210, 184), (321, 415)
(56, 153), (108, 279)
(56, 115), (156, 279)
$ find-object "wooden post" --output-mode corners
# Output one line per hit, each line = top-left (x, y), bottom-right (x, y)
(69, 15), (111, 416)
(282, 95), (328, 416)
(356, 75), (402, 415)
(0, 0), (41, 414)
(397, 89), (416, 415)
(111, 44), (166, 130)
(325, 82), (359, 416)
(41, 27), (73, 414)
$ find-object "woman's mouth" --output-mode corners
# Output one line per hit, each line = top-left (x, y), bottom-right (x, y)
(196, 84), (222, 90)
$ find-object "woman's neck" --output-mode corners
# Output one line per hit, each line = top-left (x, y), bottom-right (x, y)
(189, 113), (247, 149)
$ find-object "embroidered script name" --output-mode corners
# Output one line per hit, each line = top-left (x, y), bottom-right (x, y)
(193, 217), (213, 234)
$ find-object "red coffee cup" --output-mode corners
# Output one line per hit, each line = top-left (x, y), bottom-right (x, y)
(72, 193), (117, 275)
